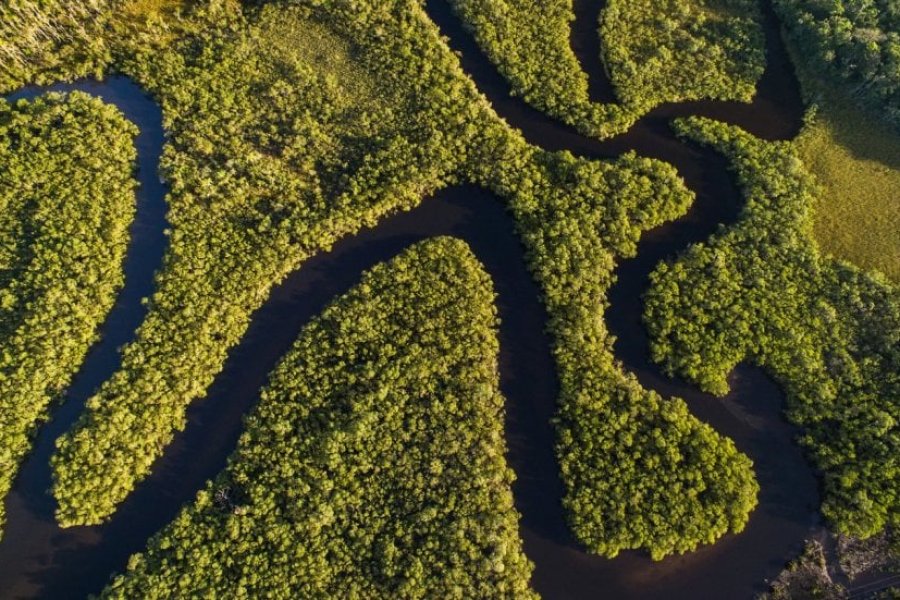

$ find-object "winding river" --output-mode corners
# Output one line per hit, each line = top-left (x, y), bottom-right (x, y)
(0, 1), (822, 598)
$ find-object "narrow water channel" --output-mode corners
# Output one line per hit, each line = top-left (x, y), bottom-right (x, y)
(0, 180), (556, 599)
(0, 1), (821, 598)
(424, 0), (819, 597)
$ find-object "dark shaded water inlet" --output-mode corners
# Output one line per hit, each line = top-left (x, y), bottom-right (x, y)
(0, 0), (821, 597)
(425, 0), (818, 596)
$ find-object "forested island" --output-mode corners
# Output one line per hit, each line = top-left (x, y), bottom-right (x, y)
(0, 0), (898, 598)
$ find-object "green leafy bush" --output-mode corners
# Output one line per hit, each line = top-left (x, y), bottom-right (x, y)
(0, 91), (137, 538)
(101, 238), (536, 598)
(645, 117), (900, 539)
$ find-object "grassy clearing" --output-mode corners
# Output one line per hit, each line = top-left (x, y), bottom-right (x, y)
(255, 12), (380, 108)
(122, 0), (185, 19)
(793, 73), (900, 283)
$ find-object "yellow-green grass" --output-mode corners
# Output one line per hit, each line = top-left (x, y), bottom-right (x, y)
(256, 7), (380, 107)
(121, 0), (185, 20)
(793, 69), (900, 283)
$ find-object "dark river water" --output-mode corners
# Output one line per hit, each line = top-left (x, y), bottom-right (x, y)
(0, 1), (821, 598)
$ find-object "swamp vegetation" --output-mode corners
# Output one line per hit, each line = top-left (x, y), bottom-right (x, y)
(0, 0), (897, 596)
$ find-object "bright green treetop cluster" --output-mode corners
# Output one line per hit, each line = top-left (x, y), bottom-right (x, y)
(101, 238), (536, 599)
(0, 91), (137, 538)
(475, 148), (759, 559)
(645, 117), (900, 539)
(446, 0), (766, 138)
(601, 0), (765, 108)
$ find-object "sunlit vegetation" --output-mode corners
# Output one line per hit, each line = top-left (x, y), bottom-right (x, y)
(52, 2), (428, 526)
(0, 0), (113, 91)
(0, 92), (136, 538)
(445, 0), (766, 139)
(0, 0), (191, 92)
(101, 238), (536, 598)
(35, 0), (758, 559)
(122, 0), (185, 20)
(791, 60), (900, 283)
(446, 0), (629, 137)
(645, 118), (900, 539)
(478, 148), (759, 559)
(116, 0), (189, 42)
(775, 0), (900, 128)
(601, 0), (765, 107)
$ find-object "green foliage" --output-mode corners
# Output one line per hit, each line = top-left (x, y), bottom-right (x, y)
(446, 0), (765, 139)
(44, 0), (761, 560)
(446, 0), (632, 138)
(601, 0), (765, 107)
(775, 0), (900, 127)
(474, 148), (759, 559)
(0, 0), (116, 92)
(791, 57), (900, 283)
(0, 92), (137, 538)
(51, 0), (483, 527)
(101, 238), (536, 598)
(645, 117), (900, 539)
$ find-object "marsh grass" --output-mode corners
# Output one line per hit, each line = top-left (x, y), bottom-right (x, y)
(254, 7), (380, 107)
(122, 0), (185, 20)
(793, 63), (900, 283)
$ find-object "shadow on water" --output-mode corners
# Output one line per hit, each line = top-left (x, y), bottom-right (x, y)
(570, 0), (617, 104)
(0, 0), (821, 597)
(0, 76), (170, 597)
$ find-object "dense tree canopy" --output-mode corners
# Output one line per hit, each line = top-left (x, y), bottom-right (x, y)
(645, 118), (900, 539)
(51, 0), (483, 527)
(446, 0), (766, 139)
(0, 92), (136, 538)
(446, 0), (630, 137)
(101, 238), (536, 598)
(602, 0), (765, 107)
(476, 148), (759, 559)
(32, 0), (764, 560)
(776, 0), (900, 127)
